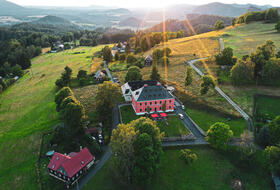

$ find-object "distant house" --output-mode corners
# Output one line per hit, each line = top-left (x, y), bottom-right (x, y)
(51, 41), (64, 52)
(94, 70), (106, 81)
(111, 46), (119, 57)
(121, 80), (175, 115)
(48, 147), (95, 188)
(145, 54), (153, 66)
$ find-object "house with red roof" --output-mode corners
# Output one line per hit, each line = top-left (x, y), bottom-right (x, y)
(121, 80), (175, 115)
(48, 147), (95, 187)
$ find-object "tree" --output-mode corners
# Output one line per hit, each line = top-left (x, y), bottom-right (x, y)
(215, 47), (234, 66)
(60, 96), (78, 115)
(262, 58), (280, 82)
(152, 49), (164, 62)
(265, 8), (279, 23)
(185, 66), (193, 87)
(126, 54), (137, 64)
(11, 64), (23, 77)
(230, 59), (254, 85)
(55, 87), (74, 111)
(268, 116), (280, 145)
(263, 146), (280, 173)
(111, 117), (163, 184)
(275, 21), (280, 32)
(200, 75), (215, 95)
(119, 54), (126, 62)
(102, 46), (113, 63)
(158, 56), (169, 66)
(115, 51), (120, 61)
(64, 102), (85, 135)
(206, 122), (233, 150)
(140, 37), (149, 52)
(150, 65), (161, 81)
(163, 47), (172, 57)
(258, 126), (271, 147)
(133, 133), (154, 185)
(95, 81), (121, 136)
(111, 123), (137, 182)
(214, 20), (225, 30)
(180, 149), (198, 165)
(277, 51), (280, 58)
(125, 66), (142, 82)
(77, 70), (87, 80)
(0, 84), (2, 94)
(232, 18), (236, 26)
(125, 43), (131, 54)
(251, 40), (276, 79)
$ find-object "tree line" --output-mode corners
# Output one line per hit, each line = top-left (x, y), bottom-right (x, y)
(236, 8), (279, 24)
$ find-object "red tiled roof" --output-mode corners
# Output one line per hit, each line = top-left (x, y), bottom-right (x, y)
(48, 148), (95, 178)
(48, 152), (71, 171)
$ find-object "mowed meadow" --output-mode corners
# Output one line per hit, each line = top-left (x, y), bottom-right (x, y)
(0, 46), (104, 189)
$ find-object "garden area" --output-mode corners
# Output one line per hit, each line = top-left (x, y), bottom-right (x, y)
(254, 95), (280, 122)
(186, 108), (247, 137)
(108, 61), (128, 72)
(83, 146), (272, 190)
(120, 106), (189, 137)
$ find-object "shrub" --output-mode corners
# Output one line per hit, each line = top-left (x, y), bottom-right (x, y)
(180, 149), (198, 165)
(119, 54), (126, 62)
(258, 126), (271, 147)
(230, 59), (254, 85)
(158, 56), (170, 66)
(163, 47), (172, 57)
(77, 70), (87, 80)
(126, 54), (137, 64)
(55, 87), (74, 111)
(206, 122), (233, 150)
(125, 66), (142, 82)
(214, 20), (225, 30)
(215, 47), (234, 66)
(0, 84), (2, 93)
(268, 116), (280, 145)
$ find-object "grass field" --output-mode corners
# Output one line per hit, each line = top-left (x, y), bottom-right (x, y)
(83, 146), (272, 190)
(254, 95), (280, 121)
(186, 108), (247, 137)
(0, 46), (105, 189)
(157, 116), (190, 137)
(223, 22), (280, 58)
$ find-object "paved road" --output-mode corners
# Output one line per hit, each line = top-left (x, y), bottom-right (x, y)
(103, 61), (113, 82)
(187, 41), (253, 130)
(219, 38), (225, 50)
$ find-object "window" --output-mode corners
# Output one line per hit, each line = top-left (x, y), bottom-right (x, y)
(76, 173), (79, 177)
(72, 177), (75, 180)
(155, 108), (157, 111)
(54, 172), (57, 175)
(140, 109), (142, 112)
(59, 173), (62, 177)
(155, 101), (157, 104)
(169, 100), (172, 103)
(169, 106), (171, 109)
(80, 170), (82, 174)
(150, 102), (152, 105)
(140, 103), (142, 106)
(160, 101), (162, 104)
(160, 107), (162, 110)
(63, 176), (66, 179)
(145, 108), (147, 111)
(50, 170), (53, 173)
(145, 102), (147, 106)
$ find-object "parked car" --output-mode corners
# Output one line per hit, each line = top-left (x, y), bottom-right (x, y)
(178, 113), (184, 119)
(182, 105), (185, 110)
(112, 77), (120, 84)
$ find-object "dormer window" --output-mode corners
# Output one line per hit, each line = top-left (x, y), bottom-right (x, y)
(136, 91), (139, 95)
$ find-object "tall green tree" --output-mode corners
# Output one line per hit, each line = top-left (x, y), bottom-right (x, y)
(230, 59), (254, 85)
(125, 66), (142, 82)
(200, 75), (215, 95)
(232, 18), (236, 26)
(206, 122), (233, 150)
(152, 49), (164, 62)
(96, 81), (121, 136)
(64, 102), (85, 135)
(214, 20), (225, 30)
(185, 66), (193, 87)
(215, 47), (234, 66)
(263, 146), (280, 173)
(268, 116), (280, 145)
(55, 87), (74, 111)
(102, 46), (113, 63)
(265, 8), (279, 23)
(150, 65), (161, 81)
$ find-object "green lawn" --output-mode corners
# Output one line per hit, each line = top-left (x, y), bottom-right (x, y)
(83, 147), (272, 190)
(255, 95), (280, 121)
(120, 106), (189, 137)
(223, 22), (280, 58)
(157, 116), (190, 137)
(108, 61), (128, 71)
(0, 46), (105, 189)
(186, 108), (247, 137)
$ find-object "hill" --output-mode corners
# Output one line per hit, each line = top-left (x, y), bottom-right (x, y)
(34, 15), (72, 25)
(145, 14), (233, 33)
(192, 2), (270, 17)
(0, 0), (29, 15)
(0, 46), (105, 189)
(119, 17), (148, 27)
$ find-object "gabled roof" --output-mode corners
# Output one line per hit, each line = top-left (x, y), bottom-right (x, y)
(136, 84), (174, 101)
(48, 148), (95, 178)
(145, 54), (153, 61)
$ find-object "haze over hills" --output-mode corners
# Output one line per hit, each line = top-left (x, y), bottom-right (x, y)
(0, 0), (276, 29)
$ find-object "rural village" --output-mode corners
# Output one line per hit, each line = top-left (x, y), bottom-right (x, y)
(1, 1), (280, 190)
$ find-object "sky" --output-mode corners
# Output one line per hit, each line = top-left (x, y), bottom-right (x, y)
(8, 0), (280, 8)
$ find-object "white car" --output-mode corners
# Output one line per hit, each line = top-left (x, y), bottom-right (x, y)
(178, 113), (184, 119)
